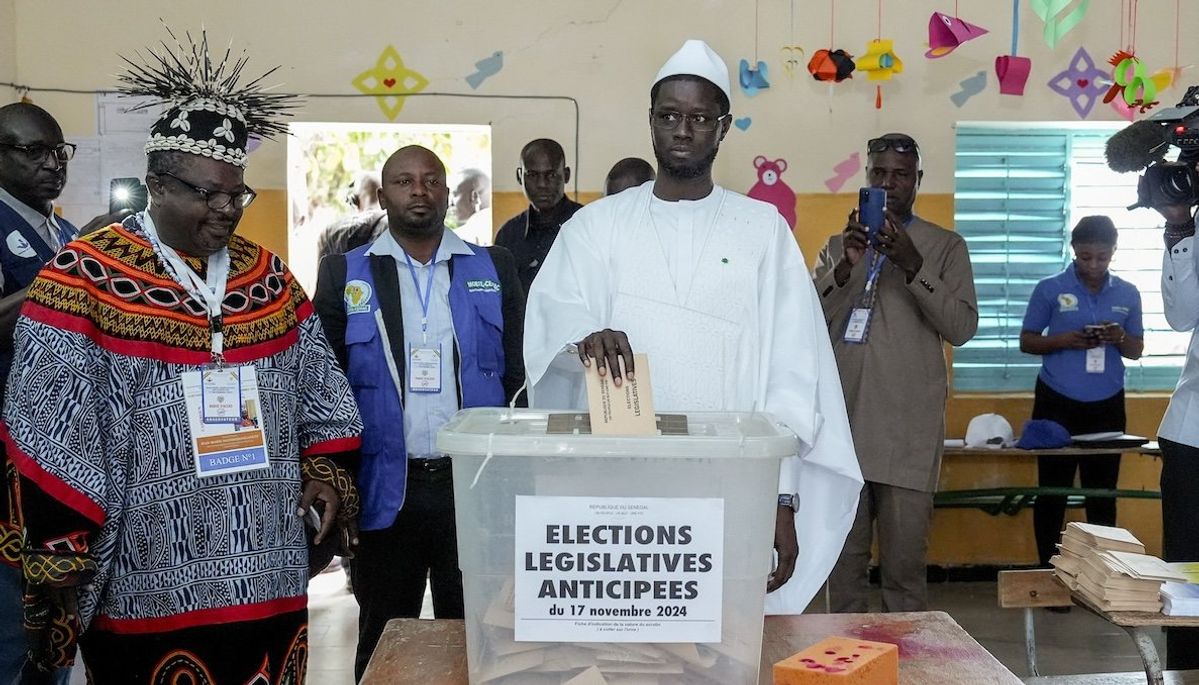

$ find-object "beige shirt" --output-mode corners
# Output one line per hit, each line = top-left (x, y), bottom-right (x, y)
(812, 215), (978, 492)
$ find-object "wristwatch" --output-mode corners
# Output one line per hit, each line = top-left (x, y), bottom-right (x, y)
(778, 493), (799, 512)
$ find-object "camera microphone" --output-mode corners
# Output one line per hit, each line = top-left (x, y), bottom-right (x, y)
(1105, 119), (1170, 173)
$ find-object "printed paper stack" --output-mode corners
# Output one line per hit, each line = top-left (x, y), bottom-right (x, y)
(1050, 523), (1185, 612)
(1050, 522), (1145, 591)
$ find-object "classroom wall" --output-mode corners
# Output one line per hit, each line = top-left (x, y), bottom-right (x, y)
(0, 0), (14, 88)
(5, 0), (1193, 565)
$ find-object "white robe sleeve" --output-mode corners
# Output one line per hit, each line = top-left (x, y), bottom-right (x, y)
(760, 216), (864, 615)
(524, 207), (612, 408)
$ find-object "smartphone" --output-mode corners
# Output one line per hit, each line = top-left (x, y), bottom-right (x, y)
(109, 178), (148, 214)
(858, 186), (887, 247)
(1084, 324), (1107, 338)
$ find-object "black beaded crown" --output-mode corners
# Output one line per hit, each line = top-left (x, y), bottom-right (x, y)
(115, 28), (299, 168)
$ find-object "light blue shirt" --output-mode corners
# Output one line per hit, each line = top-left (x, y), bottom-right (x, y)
(366, 228), (474, 458)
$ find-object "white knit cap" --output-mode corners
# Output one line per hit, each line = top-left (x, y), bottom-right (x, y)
(653, 39), (732, 105)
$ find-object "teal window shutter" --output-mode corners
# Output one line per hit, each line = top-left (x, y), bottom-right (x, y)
(954, 127), (1070, 392)
(952, 125), (1184, 393)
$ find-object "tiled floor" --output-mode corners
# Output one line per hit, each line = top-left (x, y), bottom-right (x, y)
(68, 574), (1169, 683)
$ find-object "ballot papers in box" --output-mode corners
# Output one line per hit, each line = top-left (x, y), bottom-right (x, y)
(437, 409), (796, 684)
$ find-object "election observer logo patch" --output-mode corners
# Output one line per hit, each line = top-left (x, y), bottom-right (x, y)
(345, 279), (373, 314)
(1057, 293), (1079, 312)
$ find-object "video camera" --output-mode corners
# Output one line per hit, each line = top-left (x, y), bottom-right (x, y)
(1105, 85), (1199, 210)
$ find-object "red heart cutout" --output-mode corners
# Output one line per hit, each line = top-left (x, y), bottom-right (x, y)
(1076, 78), (1089, 88)
(383, 78), (397, 88)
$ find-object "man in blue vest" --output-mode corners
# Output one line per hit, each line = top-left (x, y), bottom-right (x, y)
(0, 102), (125, 684)
(313, 145), (525, 680)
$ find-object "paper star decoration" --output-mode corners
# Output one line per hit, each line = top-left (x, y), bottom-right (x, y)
(1047, 47), (1108, 119)
(352, 46), (429, 120)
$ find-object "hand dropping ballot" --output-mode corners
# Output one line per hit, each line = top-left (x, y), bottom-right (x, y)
(584, 353), (657, 436)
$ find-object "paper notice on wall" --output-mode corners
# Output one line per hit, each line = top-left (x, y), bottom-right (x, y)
(55, 137), (104, 223)
(514, 495), (724, 643)
(585, 353), (656, 435)
(97, 93), (163, 135)
(54, 133), (149, 227)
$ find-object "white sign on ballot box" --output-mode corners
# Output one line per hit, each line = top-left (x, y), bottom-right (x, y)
(514, 495), (724, 643)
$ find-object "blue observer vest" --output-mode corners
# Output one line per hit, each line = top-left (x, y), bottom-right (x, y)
(343, 244), (507, 531)
(0, 202), (78, 401)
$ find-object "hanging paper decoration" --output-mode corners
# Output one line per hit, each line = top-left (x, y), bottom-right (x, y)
(997, 57), (1033, 95)
(859, 40), (902, 80)
(1109, 96), (1136, 122)
(781, 46), (805, 78)
(926, 12), (989, 59)
(996, 0), (1032, 95)
(1030, 0), (1091, 50)
(859, 39), (902, 108)
(739, 59), (771, 97)
(808, 49), (856, 82)
(1103, 50), (1159, 113)
(1047, 47), (1109, 119)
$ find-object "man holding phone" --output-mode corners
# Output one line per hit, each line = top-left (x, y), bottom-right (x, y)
(1019, 216), (1143, 568)
(813, 132), (979, 613)
(0, 102), (128, 685)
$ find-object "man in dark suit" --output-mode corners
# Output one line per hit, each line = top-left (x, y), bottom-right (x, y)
(313, 145), (524, 680)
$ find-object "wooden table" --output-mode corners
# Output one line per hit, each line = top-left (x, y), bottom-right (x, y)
(937, 444), (1162, 516)
(360, 611), (1021, 684)
(943, 444), (1161, 458)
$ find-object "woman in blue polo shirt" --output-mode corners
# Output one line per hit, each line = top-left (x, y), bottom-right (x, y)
(1020, 215), (1145, 566)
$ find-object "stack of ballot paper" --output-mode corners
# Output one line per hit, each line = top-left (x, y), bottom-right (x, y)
(1050, 522), (1185, 612)
(1162, 562), (1199, 616)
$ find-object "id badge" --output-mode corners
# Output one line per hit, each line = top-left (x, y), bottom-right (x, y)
(181, 366), (270, 478)
(1086, 346), (1105, 374)
(409, 344), (442, 393)
(200, 366), (242, 424)
(843, 308), (873, 344)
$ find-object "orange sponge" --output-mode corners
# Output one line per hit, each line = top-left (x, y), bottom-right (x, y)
(773, 636), (899, 684)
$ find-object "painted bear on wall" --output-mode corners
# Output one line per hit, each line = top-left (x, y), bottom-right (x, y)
(747, 156), (797, 228)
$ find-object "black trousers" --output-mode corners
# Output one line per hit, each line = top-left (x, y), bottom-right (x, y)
(351, 462), (464, 681)
(1031, 379), (1125, 565)
(1159, 438), (1199, 670)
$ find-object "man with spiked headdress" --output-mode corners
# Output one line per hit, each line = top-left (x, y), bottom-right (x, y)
(3, 30), (362, 682)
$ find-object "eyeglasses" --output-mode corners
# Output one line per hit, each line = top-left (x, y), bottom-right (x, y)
(867, 137), (920, 155)
(650, 110), (730, 133)
(157, 171), (256, 210)
(0, 142), (77, 165)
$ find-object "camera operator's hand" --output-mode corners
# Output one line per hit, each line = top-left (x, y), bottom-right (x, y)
(1155, 203), (1195, 227)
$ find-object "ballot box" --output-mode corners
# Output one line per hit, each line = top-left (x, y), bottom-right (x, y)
(437, 408), (795, 684)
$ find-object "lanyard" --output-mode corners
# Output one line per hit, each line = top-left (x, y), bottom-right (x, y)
(139, 212), (231, 361)
(857, 247), (887, 307)
(402, 249), (437, 344)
